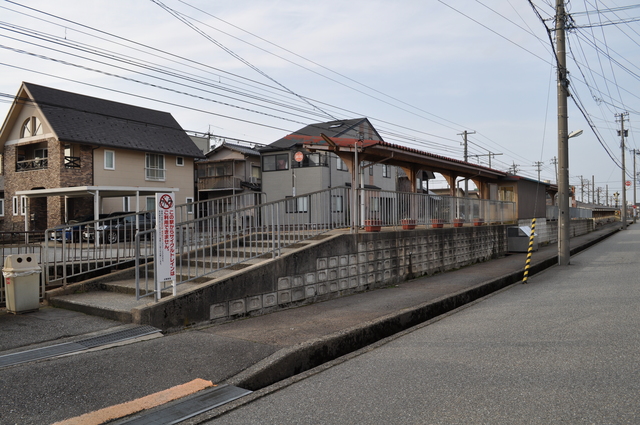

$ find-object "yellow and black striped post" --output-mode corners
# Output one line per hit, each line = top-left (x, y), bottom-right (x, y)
(522, 218), (536, 284)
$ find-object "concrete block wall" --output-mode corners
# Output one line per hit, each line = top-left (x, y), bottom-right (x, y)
(135, 225), (508, 331)
(517, 218), (594, 245)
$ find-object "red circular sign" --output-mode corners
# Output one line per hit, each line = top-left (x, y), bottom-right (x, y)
(159, 194), (173, 209)
(294, 151), (304, 162)
(626, 180), (632, 187)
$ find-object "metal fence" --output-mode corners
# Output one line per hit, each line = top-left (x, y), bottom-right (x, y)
(360, 189), (516, 227)
(172, 187), (351, 288)
(3, 188), (519, 304)
(546, 205), (594, 220)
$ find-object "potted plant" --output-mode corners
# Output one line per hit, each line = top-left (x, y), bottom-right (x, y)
(364, 219), (382, 232)
(453, 218), (465, 227)
(473, 218), (484, 226)
(401, 218), (416, 230)
(431, 218), (444, 228)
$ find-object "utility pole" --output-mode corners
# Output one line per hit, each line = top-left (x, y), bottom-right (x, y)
(592, 175), (595, 206)
(580, 176), (584, 203)
(550, 156), (558, 184)
(556, 0), (571, 266)
(617, 112), (629, 229)
(508, 162), (520, 175)
(606, 185), (609, 206)
(533, 161), (544, 182)
(634, 150), (638, 222)
(470, 152), (502, 168)
(458, 130), (475, 198)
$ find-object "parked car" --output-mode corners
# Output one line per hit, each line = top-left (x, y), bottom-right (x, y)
(51, 214), (110, 242)
(83, 212), (156, 243)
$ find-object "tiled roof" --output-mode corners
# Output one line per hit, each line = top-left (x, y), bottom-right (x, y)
(23, 82), (204, 158)
(261, 118), (379, 152)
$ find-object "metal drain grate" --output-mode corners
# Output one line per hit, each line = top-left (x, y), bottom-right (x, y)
(77, 325), (161, 349)
(0, 325), (161, 369)
(119, 384), (252, 425)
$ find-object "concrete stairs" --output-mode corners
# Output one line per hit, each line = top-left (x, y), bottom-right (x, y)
(46, 231), (340, 323)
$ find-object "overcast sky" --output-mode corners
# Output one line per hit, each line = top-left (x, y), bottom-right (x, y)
(1, 1), (639, 199)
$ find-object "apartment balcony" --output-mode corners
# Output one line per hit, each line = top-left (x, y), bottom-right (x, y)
(16, 158), (48, 171)
(198, 175), (261, 191)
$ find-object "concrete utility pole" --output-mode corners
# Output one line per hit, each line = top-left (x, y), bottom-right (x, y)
(458, 130), (475, 198)
(617, 112), (629, 229)
(470, 152), (502, 168)
(592, 175), (595, 205)
(634, 149), (638, 223)
(534, 161), (544, 182)
(556, 0), (571, 266)
(550, 156), (558, 184)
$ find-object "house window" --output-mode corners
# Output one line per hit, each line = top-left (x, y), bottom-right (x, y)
(286, 196), (308, 213)
(145, 153), (165, 181)
(336, 158), (347, 171)
(186, 197), (194, 214)
(369, 164), (373, 176)
(146, 197), (156, 211)
(20, 196), (27, 216)
(12, 196), (18, 216)
(382, 164), (390, 178)
(20, 117), (43, 138)
(105, 150), (115, 170)
(251, 165), (261, 183)
(262, 154), (289, 171)
(176, 157), (184, 166)
(332, 195), (343, 212)
(123, 197), (130, 211)
(0, 198), (4, 217)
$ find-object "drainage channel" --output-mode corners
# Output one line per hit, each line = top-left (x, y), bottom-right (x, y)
(115, 384), (251, 425)
(0, 325), (162, 369)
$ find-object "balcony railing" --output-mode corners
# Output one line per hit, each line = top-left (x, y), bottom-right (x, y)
(198, 175), (242, 191)
(64, 156), (81, 169)
(16, 158), (48, 171)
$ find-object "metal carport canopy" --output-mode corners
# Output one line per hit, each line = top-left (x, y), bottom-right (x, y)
(15, 186), (180, 231)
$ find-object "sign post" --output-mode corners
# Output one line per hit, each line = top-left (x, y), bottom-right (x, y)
(155, 192), (176, 300)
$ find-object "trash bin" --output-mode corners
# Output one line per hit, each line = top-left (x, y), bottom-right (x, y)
(3, 254), (41, 314)
(507, 226), (538, 253)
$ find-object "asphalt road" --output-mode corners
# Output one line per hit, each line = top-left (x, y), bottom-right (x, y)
(207, 226), (640, 424)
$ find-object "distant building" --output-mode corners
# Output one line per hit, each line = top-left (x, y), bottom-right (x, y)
(196, 141), (262, 201)
(259, 118), (399, 202)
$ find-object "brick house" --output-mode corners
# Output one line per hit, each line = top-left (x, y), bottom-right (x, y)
(0, 82), (204, 231)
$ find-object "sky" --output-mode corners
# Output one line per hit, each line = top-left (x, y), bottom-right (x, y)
(1, 0), (639, 201)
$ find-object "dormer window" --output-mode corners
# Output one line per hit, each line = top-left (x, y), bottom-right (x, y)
(20, 117), (43, 138)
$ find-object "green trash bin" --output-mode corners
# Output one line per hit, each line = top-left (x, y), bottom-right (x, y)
(3, 254), (41, 314)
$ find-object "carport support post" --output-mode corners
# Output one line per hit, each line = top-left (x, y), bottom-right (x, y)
(93, 190), (100, 248)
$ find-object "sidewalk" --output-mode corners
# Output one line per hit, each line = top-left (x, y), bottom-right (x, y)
(0, 222), (622, 425)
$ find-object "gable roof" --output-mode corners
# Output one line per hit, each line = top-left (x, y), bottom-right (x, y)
(261, 118), (382, 152)
(16, 82), (204, 158)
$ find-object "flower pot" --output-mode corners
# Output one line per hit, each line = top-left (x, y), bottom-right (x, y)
(401, 219), (416, 230)
(364, 219), (382, 232)
(431, 219), (444, 229)
(453, 219), (464, 228)
(473, 218), (484, 226)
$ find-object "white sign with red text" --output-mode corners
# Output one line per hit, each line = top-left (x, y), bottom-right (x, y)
(155, 193), (176, 296)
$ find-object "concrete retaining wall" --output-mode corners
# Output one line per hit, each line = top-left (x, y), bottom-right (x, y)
(134, 225), (509, 331)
